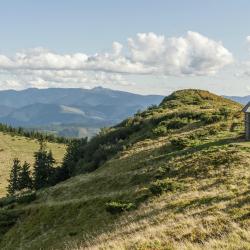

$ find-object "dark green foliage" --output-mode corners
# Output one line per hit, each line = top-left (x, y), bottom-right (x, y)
(230, 121), (241, 132)
(33, 140), (55, 190)
(219, 107), (231, 118)
(16, 192), (36, 204)
(0, 191), (36, 208)
(152, 125), (168, 136)
(149, 179), (183, 196)
(0, 210), (21, 237)
(200, 113), (223, 124)
(7, 158), (21, 196)
(170, 137), (191, 149)
(0, 123), (70, 144)
(19, 162), (33, 190)
(166, 118), (189, 129)
(58, 138), (88, 180)
(0, 196), (16, 208)
(105, 201), (135, 214)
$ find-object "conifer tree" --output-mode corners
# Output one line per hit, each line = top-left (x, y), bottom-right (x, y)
(19, 161), (33, 190)
(7, 158), (21, 195)
(60, 138), (87, 180)
(33, 140), (55, 190)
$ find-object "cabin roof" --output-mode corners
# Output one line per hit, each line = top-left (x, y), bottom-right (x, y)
(242, 102), (250, 112)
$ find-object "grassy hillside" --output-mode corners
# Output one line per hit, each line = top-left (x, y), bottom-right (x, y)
(0, 89), (250, 250)
(0, 132), (66, 196)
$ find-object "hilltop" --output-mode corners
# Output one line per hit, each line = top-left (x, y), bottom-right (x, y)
(0, 89), (249, 250)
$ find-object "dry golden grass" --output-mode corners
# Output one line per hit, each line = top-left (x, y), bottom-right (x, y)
(67, 132), (250, 250)
(0, 132), (66, 196)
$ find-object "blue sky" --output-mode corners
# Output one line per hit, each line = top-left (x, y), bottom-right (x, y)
(0, 1), (250, 95)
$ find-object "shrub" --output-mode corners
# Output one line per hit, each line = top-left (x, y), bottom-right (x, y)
(200, 113), (223, 124)
(230, 121), (241, 132)
(0, 191), (36, 207)
(166, 118), (188, 130)
(16, 192), (36, 204)
(105, 201), (135, 214)
(208, 125), (220, 135)
(152, 125), (168, 136)
(170, 137), (190, 149)
(219, 107), (231, 118)
(149, 179), (183, 196)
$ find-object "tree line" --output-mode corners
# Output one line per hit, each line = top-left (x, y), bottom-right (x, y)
(0, 123), (70, 144)
(7, 138), (88, 196)
(7, 120), (136, 196)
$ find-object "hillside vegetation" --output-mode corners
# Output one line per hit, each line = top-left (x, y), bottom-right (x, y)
(0, 132), (66, 196)
(0, 89), (249, 250)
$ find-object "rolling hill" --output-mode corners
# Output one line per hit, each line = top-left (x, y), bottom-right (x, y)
(0, 89), (249, 250)
(0, 132), (66, 197)
(0, 87), (164, 137)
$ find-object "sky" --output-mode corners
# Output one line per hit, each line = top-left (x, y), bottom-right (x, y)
(0, 0), (250, 96)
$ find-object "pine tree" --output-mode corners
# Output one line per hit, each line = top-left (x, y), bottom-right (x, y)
(19, 161), (33, 190)
(7, 158), (21, 195)
(33, 140), (55, 190)
(59, 138), (87, 181)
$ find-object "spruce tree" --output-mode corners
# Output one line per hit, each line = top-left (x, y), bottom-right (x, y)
(19, 161), (33, 190)
(33, 140), (55, 190)
(60, 138), (87, 180)
(7, 158), (21, 195)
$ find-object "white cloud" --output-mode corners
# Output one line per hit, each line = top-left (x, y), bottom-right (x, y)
(0, 70), (133, 90)
(128, 31), (233, 75)
(0, 31), (233, 89)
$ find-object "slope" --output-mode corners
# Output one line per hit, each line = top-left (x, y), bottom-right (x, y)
(0, 89), (249, 250)
(0, 132), (66, 197)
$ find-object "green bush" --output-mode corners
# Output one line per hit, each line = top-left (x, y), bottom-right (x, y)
(230, 121), (241, 132)
(16, 192), (36, 204)
(0, 192), (37, 207)
(219, 107), (231, 118)
(200, 113), (223, 124)
(208, 125), (220, 135)
(149, 179), (183, 196)
(170, 137), (190, 149)
(152, 125), (168, 136)
(166, 118), (189, 130)
(105, 201), (135, 214)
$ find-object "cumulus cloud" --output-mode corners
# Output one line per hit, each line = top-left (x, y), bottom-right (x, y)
(0, 31), (233, 89)
(128, 31), (233, 75)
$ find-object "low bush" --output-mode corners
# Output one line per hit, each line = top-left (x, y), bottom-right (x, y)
(200, 113), (223, 124)
(16, 192), (36, 204)
(149, 179), (184, 196)
(0, 192), (36, 207)
(152, 125), (168, 136)
(105, 201), (135, 214)
(230, 121), (241, 132)
(166, 118), (189, 130)
(170, 137), (190, 149)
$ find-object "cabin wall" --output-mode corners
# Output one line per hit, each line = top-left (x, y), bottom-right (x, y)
(245, 113), (250, 140)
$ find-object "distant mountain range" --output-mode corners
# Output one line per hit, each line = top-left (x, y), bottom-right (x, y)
(0, 87), (164, 137)
(224, 95), (250, 105)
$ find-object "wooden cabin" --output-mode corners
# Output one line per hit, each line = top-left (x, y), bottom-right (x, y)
(242, 102), (250, 140)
